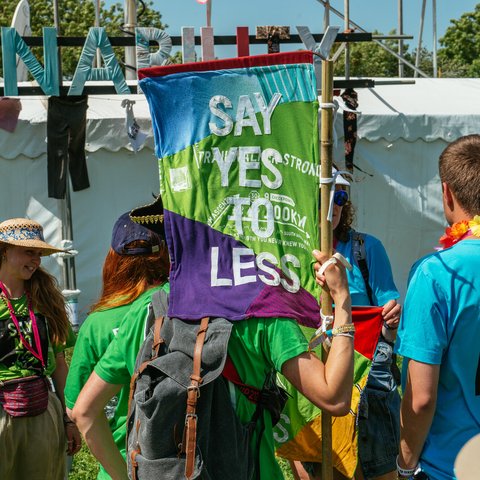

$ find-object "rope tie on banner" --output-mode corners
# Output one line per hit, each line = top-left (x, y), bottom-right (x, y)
(318, 96), (362, 149)
(320, 170), (354, 222)
(319, 102), (336, 109)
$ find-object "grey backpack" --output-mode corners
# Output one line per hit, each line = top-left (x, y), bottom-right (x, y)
(126, 289), (256, 480)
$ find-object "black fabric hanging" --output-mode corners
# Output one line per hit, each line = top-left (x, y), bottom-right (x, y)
(47, 95), (90, 199)
(341, 88), (358, 173)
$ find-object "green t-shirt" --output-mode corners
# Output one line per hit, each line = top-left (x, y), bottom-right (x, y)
(97, 303), (306, 480)
(0, 295), (75, 381)
(66, 284), (169, 479)
(228, 317), (308, 479)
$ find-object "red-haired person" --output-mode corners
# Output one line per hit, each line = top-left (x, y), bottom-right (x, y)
(0, 218), (80, 479)
(65, 210), (169, 480)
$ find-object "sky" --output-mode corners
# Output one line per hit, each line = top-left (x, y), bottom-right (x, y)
(106, 0), (479, 57)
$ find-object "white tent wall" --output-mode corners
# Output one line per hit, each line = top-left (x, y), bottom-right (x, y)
(340, 138), (449, 302)
(0, 94), (159, 322)
(333, 78), (480, 303)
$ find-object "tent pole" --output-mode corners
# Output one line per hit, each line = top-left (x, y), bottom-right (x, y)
(344, 0), (350, 80)
(320, 58), (334, 480)
(432, 0), (438, 77)
(398, 0), (404, 77)
(206, 0), (212, 28)
(124, 0), (137, 80)
(415, 0), (427, 78)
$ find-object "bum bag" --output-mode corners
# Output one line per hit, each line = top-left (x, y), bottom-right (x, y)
(0, 375), (50, 417)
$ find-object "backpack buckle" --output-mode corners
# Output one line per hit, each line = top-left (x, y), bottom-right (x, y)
(185, 413), (198, 425)
(187, 385), (200, 398)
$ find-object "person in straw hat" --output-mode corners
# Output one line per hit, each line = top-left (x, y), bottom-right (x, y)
(0, 217), (81, 480)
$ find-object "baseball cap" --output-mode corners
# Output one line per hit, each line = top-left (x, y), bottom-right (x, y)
(111, 212), (164, 255)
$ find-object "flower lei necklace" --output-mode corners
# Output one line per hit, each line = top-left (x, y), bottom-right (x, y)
(438, 215), (480, 249)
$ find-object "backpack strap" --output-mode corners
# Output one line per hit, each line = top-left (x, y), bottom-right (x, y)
(183, 316), (210, 480)
(127, 290), (169, 477)
(352, 231), (374, 306)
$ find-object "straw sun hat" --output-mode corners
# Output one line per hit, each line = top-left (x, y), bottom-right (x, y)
(0, 218), (65, 256)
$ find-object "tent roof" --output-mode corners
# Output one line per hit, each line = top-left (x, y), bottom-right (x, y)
(354, 78), (480, 143)
(2, 78), (480, 160)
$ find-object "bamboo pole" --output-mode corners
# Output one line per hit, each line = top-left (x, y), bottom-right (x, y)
(320, 58), (334, 480)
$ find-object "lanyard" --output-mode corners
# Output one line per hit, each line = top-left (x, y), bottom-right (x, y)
(0, 281), (45, 368)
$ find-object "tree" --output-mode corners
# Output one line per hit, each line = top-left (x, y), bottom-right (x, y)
(0, 0), (166, 79)
(438, 4), (480, 77)
(403, 47), (434, 77)
(333, 30), (406, 77)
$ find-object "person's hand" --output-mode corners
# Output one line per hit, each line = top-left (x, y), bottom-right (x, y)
(312, 249), (350, 304)
(382, 299), (401, 329)
(65, 420), (82, 455)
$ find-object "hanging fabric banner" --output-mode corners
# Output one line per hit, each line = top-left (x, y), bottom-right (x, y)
(274, 306), (384, 478)
(139, 51), (320, 326)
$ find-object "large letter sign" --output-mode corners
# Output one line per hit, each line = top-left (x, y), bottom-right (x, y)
(139, 52), (320, 326)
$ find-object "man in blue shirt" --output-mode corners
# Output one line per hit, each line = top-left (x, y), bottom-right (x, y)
(395, 134), (480, 480)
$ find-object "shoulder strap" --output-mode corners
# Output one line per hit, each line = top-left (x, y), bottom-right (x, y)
(183, 316), (210, 480)
(352, 231), (374, 306)
(128, 289), (168, 419)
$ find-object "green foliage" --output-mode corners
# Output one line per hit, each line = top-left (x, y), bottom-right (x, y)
(68, 443), (100, 480)
(403, 47), (434, 77)
(438, 4), (480, 77)
(0, 0), (166, 79)
(333, 30), (407, 77)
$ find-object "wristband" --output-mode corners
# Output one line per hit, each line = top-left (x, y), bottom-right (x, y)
(332, 332), (354, 339)
(384, 321), (399, 331)
(396, 455), (417, 477)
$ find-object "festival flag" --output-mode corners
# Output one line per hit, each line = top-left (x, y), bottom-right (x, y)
(138, 52), (321, 326)
(274, 306), (384, 478)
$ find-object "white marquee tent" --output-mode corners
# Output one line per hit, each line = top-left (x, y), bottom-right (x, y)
(1, 78), (479, 325)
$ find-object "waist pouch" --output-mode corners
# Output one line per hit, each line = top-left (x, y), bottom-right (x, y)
(0, 376), (49, 417)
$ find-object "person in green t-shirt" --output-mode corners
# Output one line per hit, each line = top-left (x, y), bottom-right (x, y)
(65, 210), (170, 480)
(0, 217), (80, 480)
(71, 196), (355, 480)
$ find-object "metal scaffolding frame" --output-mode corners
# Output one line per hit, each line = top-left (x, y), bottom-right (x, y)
(319, 0), (438, 78)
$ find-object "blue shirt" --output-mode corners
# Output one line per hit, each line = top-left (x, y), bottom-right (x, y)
(336, 230), (399, 307)
(395, 239), (480, 480)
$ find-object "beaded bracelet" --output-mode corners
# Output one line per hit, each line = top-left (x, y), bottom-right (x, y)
(331, 324), (355, 336)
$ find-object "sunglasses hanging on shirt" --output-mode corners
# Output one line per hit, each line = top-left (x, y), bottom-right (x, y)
(333, 190), (349, 207)
(320, 190), (348, 207)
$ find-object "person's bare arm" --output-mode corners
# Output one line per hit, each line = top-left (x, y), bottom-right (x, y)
(282, 250), (354, 416)
(398, 359), (439, 472)
(51, 352), (82, 455)
(71, 372), (128, 480)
